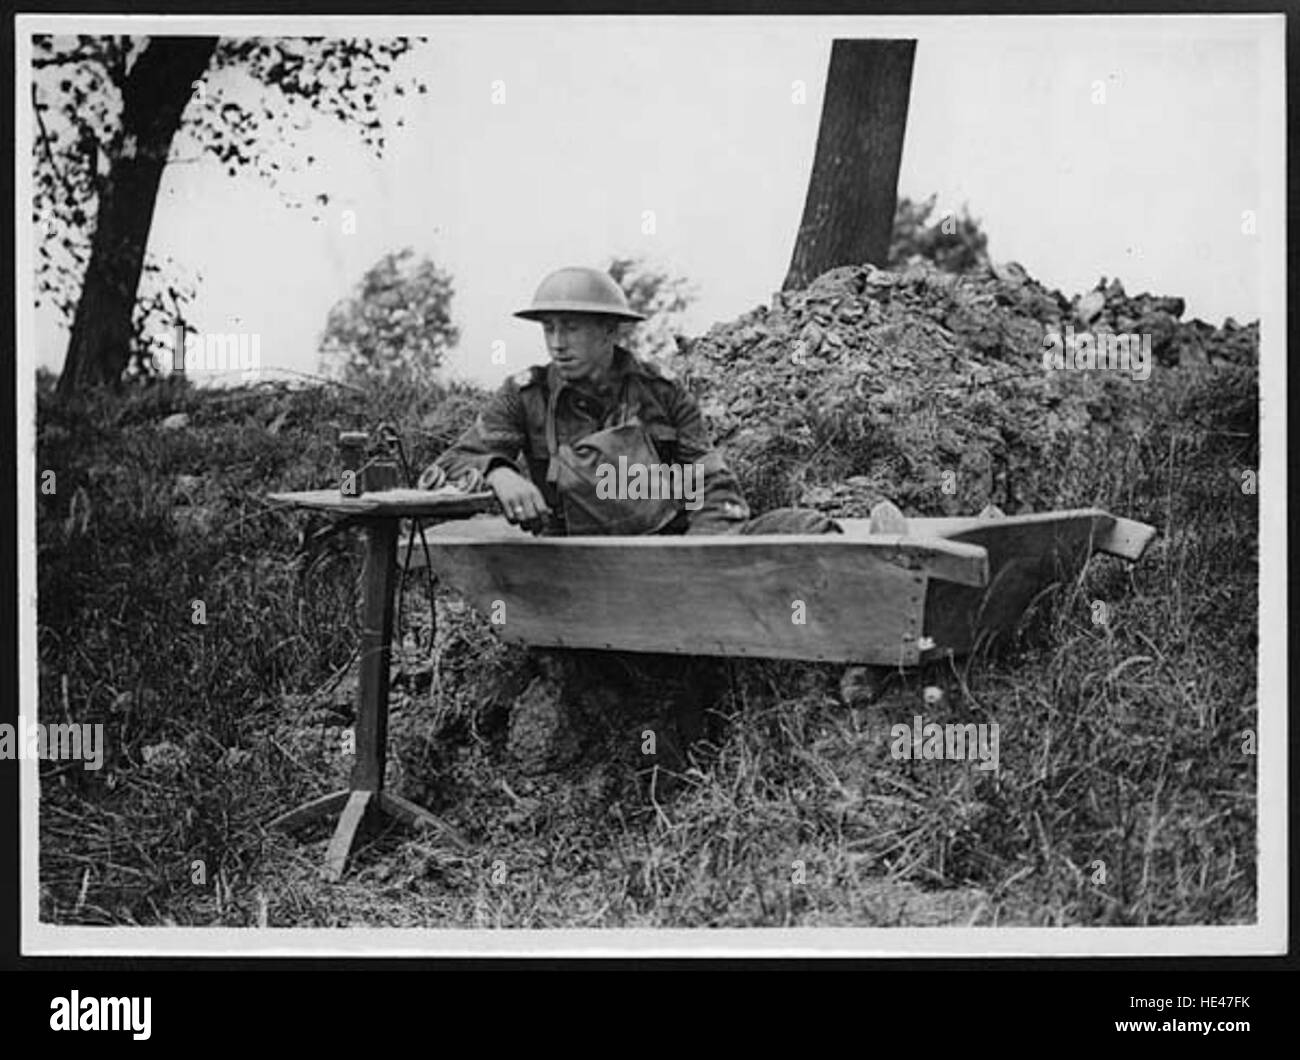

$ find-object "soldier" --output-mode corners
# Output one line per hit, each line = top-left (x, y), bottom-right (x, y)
(419, 266), (905, 772)
(419, 265), (875, 536)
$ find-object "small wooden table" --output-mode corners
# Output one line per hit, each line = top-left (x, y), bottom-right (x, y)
(265, 487), (497, 880)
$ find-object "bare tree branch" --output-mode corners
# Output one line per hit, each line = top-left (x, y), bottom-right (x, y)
(32, 52), (100, 69)
(30, 81), (76, 207)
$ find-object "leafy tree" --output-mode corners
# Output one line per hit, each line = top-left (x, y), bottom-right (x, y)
(31, 34), (425, 395)
(888, 194), (990, 273)
(317, 248), (458, 388)
(604, 256), (697, 364)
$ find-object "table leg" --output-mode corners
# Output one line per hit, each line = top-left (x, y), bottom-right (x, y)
(323, 790), (374, 882)
(351, 517), (398, 793)
(379, 792), (467, 848)
(312, 518), (398, 879)
(266, 791), (350, 832)
(271, 513), (466, 881)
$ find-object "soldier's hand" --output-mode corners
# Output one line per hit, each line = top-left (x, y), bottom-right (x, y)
(487, 467), (550, 526)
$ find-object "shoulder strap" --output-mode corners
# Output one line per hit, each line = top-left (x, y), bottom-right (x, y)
(544, 378), (562, 484)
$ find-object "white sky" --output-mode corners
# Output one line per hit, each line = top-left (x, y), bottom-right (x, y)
(30, 15), (1274, 387)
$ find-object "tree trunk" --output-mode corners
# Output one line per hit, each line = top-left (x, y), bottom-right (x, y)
(57, 36), (217, 397)
(783, 40), (916, 292)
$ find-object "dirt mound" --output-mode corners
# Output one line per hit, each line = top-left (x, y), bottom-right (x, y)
(677, 259), (1257, 518)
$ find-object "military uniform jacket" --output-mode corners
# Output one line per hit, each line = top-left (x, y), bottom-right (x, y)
(434, 346), (751, 534)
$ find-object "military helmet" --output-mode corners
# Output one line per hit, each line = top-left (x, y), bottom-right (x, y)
(514, 267), (646, 322)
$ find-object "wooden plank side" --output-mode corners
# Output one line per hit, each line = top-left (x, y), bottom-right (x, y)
(422, 532), (931, 665)
(841, 508), (1120, 540)
(405, 518), (989, 586)
(921, 513), (1111, 656)
(1094, 515), (1158, 561)
(846, 507), (1157, 564)
(418, 515), (529, 542)
(399, 509), (1151, 662)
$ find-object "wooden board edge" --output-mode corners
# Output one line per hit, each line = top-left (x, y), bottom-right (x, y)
(889, 536), (989, 587)
(397, 531), (989, 588)
(266, 492), (375, 515)
(1094, 515), (1158, 562)
(267, 489), (497, 517)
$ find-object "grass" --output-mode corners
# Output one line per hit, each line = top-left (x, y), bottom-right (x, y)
(34, 353), (1257, 929)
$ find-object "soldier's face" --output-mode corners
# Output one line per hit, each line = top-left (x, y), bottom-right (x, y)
(541, 313), (616, 383)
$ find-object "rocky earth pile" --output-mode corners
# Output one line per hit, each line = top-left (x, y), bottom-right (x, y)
(676, 259), (1258, 518)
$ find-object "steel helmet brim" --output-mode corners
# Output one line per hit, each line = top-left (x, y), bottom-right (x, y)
(514, 302), (646, 323)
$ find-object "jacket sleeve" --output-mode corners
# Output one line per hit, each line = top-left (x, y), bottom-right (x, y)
(434, 377), (528, 481)
(662, 382), (751, 534)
